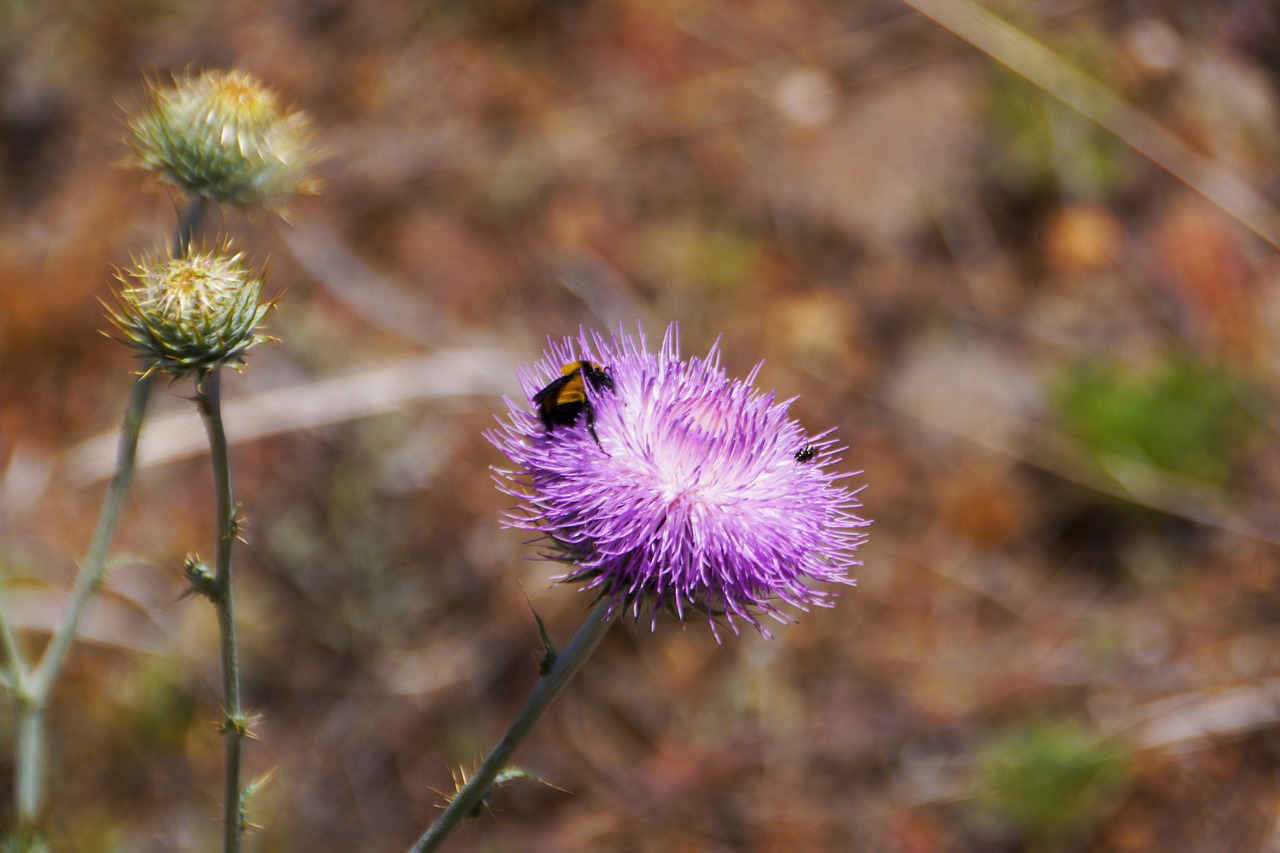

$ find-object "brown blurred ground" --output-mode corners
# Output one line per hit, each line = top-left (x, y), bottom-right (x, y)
(2, 1), (1280, 851)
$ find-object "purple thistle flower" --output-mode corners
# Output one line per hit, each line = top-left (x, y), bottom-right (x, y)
(488, 324), (869, 639)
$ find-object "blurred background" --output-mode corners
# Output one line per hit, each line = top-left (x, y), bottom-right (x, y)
(2, 0), (1280, 850)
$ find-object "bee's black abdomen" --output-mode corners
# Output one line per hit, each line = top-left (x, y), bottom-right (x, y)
(540, 400), (586, 428)
(533, 361), (615, 448)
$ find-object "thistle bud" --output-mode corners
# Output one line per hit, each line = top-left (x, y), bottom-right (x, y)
(109, 246), (272, 375)
(182, 554), (218, 601)
(130, 69), (314, 209)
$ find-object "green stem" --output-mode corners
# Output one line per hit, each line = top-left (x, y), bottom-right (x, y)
(13, 696), (42, 828)
(14, 373), (154, 836)
(196, 370), (244, 853)
(407, 598), (617, 853)
(0, 565), (31, 689)
(29, 375), (154, 696)
(173, 195), (208, 258)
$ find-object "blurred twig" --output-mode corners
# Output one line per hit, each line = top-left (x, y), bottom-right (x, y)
(282, 224), (504, 351)
(1118, 678), (1280, 750)
(46, 348), (521, 492)
(897, 0), (1280, 249)
(1032, 431), (1280, 547)
(287, 221), (649, 343)
(2, 344), (530, 515)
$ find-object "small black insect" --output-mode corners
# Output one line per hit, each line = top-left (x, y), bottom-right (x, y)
(532, 360), (614, 447)
(794, 444), (817, 463)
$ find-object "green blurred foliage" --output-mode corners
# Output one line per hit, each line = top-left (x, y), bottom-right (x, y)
(119, 664), (197, 751)
(1, 829), (49, 853)
(972, 720), (1134, 848)
(1049, 357), (1263, 487)
(982, 31), (1133, 200)
(631, 218), (761, 293)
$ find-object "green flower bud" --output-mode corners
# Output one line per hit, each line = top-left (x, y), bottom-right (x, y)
(130, 69), (315, 209)
(108, 246), (273, 375)
(182, 554), (218, 601)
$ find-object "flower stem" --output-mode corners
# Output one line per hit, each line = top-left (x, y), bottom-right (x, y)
(407, 597), (617, 853)
(13, 696), (42, 826)
(174, 195), (208, 258)
(29, 375), (154, 696)
(0, 577), (28, 688)
(12, 373), (154, 837)
(195, 369), (245, 853)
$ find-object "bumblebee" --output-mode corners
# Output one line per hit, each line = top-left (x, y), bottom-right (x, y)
(533, 360), (614, 447)
(794, 444), (817, 463)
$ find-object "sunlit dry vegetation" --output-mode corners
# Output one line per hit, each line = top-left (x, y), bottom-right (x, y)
(1, 0), (1279, 850)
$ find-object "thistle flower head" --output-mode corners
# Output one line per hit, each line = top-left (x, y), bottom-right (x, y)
(489, 325), (869, 639)
(108, 246), (272, 376)
(130, 69), (314, 208)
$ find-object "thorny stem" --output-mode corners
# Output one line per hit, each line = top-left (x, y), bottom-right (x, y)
(173, 195), (208, 258)
(195, 369), (245, 853)
(407, 598), (617, 853)
(11, 374), (155, 835)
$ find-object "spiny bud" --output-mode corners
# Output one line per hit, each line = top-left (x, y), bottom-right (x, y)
(130, 69), (315, 209)
(108, 246), (273, 376)
(181, 554), (218, 601)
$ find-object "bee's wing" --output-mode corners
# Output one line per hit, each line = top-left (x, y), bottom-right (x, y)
(532, 374), (573, 405)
